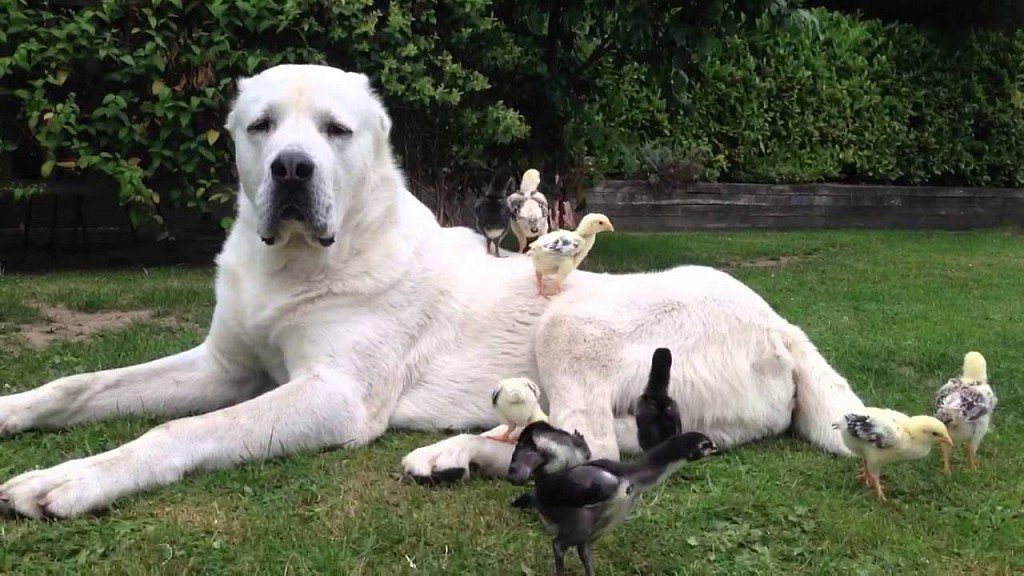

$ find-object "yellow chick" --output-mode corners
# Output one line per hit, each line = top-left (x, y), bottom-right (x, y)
(934, 351), (997, 472)
(487, 377), (548, 443)
(526, 213), (614, 298)
(833, 407), (952, 502)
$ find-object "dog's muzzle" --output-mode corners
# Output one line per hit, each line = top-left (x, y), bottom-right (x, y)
(258, 151), (335, 247)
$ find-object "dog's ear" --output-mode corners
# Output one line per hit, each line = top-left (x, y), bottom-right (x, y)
(358, 73), (393, 137)
(377, 107), (392, 137)
(224, 75), (252, 131)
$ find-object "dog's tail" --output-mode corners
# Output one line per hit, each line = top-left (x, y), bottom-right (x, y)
(784, 325), (864, 455)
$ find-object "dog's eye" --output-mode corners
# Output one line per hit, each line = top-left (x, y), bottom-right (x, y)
(324, 121), (352, 137)
(247, 118), (272, 134)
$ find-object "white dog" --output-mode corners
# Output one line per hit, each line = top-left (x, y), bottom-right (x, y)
(0, 64), (864, 519)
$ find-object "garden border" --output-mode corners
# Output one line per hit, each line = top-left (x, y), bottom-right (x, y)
(585, 181), (1024, 231)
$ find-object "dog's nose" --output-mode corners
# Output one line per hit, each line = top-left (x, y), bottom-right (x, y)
(270, 151), (315, 183)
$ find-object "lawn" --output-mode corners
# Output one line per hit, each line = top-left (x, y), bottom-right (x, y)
(1, 229), (1022, 575)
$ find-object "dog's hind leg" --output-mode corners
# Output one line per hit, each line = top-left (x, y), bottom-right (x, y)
(0, 343), (265, 436)
(0, 369), (379, 519)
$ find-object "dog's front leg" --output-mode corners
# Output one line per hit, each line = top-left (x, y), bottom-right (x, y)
(402, 366), (620, 483)
(0, 371), (378, 519)
(0, 343), (264, 436)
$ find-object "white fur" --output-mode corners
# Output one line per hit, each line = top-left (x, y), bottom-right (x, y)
(0, 64), (864, 519)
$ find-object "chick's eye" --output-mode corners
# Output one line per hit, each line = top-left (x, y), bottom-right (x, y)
(247, 118), (272, 134)
(324, 121), (352, 137)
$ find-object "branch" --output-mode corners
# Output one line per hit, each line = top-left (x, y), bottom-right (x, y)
(545, 0), (565, 78)
(574, 37), (615, 79)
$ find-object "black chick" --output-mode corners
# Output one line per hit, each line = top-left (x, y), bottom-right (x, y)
(635, 348), (683, 452)
(474, 166), (515, 257)
(530, 432), (719, 576)
(507, 421), (593, 510)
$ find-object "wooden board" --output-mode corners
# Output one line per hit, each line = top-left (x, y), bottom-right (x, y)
(584, 181), (1024, 231)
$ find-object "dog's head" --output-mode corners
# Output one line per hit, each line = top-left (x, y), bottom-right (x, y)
(226, 64), (393, 248)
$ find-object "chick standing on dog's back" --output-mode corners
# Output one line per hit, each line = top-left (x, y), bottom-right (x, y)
(508, 169), (550, 253)
(527, 213), (614, 298)
(474, 167), (515, 257)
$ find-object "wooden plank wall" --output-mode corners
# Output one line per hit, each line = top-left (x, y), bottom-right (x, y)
(585, 181), (1024, 231)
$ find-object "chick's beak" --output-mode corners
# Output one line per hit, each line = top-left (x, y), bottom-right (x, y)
(941, 435), (954, 447)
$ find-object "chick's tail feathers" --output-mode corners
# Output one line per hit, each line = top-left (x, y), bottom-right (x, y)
(962, 351), (987, 382)
(645, 348), (673, 397)
(784, 326), (865, 456)
(520, 169), (541, 194)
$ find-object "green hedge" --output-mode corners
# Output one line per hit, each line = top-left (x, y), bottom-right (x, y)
(0, 0), (529, 228)
(622, 10), (1024, 187)
(1, 3), (1022, 234)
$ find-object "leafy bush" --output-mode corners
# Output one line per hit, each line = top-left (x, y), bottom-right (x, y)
(0, 2), (1021, 236)
(629, 10), (1024, 186)
(0, 0), (530, 228)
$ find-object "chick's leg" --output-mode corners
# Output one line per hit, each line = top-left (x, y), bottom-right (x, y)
(940, 442), (953, 474)
(966, 442), (979, 470)
(536, 271), (547, 298)
(496, 233), (508, 258)
(578, 543), (595, 576)
(856, 463), (872, 486)
(552, 542), (567, 576)
(867, 469), (886, 502)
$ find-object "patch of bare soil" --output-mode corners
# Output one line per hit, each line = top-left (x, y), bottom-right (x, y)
(723, 255), (805, 269)
(19, 303), (158, 348)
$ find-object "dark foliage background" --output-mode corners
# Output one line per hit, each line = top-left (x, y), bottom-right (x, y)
(1, 0), (1021, 232)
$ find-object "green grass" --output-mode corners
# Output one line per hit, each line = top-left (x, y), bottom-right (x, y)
(1, 229), (1023, 575)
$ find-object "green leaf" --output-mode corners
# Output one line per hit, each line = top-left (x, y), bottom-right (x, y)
(40, 160), (55, 178)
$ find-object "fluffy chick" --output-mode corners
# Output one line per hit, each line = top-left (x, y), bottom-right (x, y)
(508, 420), (593, 503)
(526, 213), (614, 298)
(526, 432), (718, 576)
(935, 351), (998, 472)
(635, 348), (683, 452)
(487, 377), (548, 444)
(473, 167), (515, 257)
(833, 407), (952, 502)
(508, 168), (550, 253)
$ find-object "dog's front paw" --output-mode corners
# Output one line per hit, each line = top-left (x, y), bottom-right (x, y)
(401, 435), (475, 485)
(0, 458), (112, 519)
(401, 433), (514, 486)
(0, 394), (29, 437)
